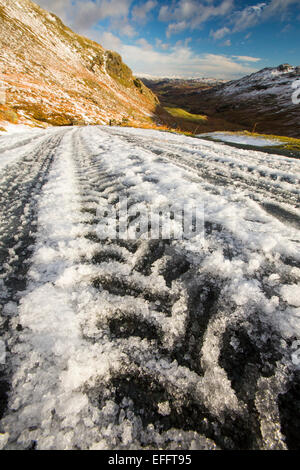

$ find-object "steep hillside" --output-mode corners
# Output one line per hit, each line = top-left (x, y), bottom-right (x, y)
(0, 0), (158, 128)
(187, 65), (300, 138)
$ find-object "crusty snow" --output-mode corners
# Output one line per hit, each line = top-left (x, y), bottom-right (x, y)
(0, 126), (299, 450)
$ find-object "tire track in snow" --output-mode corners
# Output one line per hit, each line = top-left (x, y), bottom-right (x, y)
(0, 128), (86, 449)
(1, 126), (299, 450)
(60, 127), (298, 449)
(0, 130), (52, 156)
(102, 128), (300, 225)
(0, 129), (67, 426)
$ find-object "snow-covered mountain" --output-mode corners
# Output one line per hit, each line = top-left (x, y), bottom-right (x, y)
(137, 74), (228, 84)
(189, 64), (300, 138)
(0, 0), (158, 128)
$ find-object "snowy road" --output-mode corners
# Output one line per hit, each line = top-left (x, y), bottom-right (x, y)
(0, 126), (300, 450)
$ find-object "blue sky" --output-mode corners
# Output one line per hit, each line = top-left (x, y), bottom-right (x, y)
(36, 0), (300, 78)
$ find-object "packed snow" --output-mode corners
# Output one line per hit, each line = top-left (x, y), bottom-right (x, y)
(0, 125), (299, 450)
(0, 127), (57, 170)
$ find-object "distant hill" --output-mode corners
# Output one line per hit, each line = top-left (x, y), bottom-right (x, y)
(0, 0), (159, 128)
(140, 77), (227, 110)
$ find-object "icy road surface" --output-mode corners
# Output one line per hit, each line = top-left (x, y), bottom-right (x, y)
(0, 126), (300, 450)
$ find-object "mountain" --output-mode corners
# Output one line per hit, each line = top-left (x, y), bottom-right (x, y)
(184, 64), (300, 138)
(0, 0), (159, 128)
(137, 74), (228, 82)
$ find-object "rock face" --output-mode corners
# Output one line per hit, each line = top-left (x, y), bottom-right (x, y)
(188, 65), (300, 138)
(0, 0), (158, 127)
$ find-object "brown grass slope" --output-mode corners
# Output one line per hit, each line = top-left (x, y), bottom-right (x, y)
(0, 0), (159, 127)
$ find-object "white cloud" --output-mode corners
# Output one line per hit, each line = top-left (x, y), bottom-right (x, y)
(233, 56), (262, 62)
(232, 0), (300, 32)
(175, 37), (192, 48)
(222, 39), (231, 46)
(155, 38), (170, 50)
(136, 38), (153, 50)
(36, 0), (133, 32)
(210, 26), (230, 40)
(111, 17), (137, 37)
(100, 31), (123, 50)
(158, 5), (169, 22)
(35, 0), (300, 40)
(132, 0), (157, 22)
(265, 0), (300, 16)
(232, 2), (267, 32)
(160, 0), (234, 36)
(98, 32), (259, 79)
(166, 21), (188, 38)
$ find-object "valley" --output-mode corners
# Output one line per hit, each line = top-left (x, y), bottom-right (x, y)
(142, 67), (300, 138)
